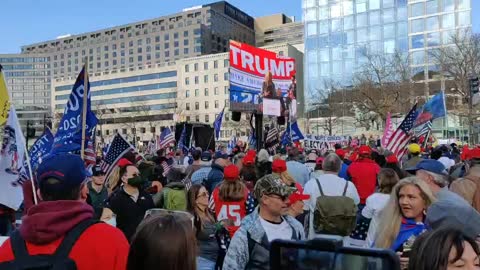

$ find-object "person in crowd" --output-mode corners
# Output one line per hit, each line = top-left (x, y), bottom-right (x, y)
(240, 155), (257, 192)
(362, 168), (400, 247)
(371, 151), (387, 168)
(87, 164), (108, 220)
(187, 184), (219, 270)
(127, 211), (197, 270)
(336, 149), (349, 179)
(450, 148), (480, 212)
(0, 154), (129, 269)
(255, 149), (272, 180)
(184, 149), (203, 179)
(156, 168), (187, 211)
(403, 144), (423, 169)
(272, 159), (296, 187)
(374, 177), (435, 252)
(304, 153), (360, 238)
(360, 134), (367, 145)
(304, 151), (318, 172)
(438, 146), (456, 171)
(205, 152), (230, 193)
(233, 152), (246, 172)
(286, 147), (310, 186)
(385, 155), (409, 179)
(173, 149), (185, 165)
(101, 161), (155, 241)
(347, 145), (381, 211)
(431, 149), (443, 160)
(191, 151), (213, 185)
(310, 157), (325, 179)
(287, 183), (310, 222)
(0, 204), (14, 237)
(408, 227), (480, 270)
(223, 174), (305, 270)
(210, 165), (255, 238)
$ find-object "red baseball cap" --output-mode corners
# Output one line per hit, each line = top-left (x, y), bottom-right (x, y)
(386, 155), (398, 164)
(335, 149), (346, 159)
(315, 157), (324, 165)
(272, 159), (287, 173)
(223, 164), (239, 181)
(288, 183), (310, 205)
(242, 155), (255, 166)
(359, 145), (372, 155)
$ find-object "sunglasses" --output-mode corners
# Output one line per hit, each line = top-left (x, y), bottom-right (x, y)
(266, 193), (289, 201)
(196, 191), (209, 198)
(144, 209), (195, 229)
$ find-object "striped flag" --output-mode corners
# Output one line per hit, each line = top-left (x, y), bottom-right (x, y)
(99, 133), (134, 178)
(84, 139), (96, 167)
(265, 127), (279, 153)
(417, 121), (432, 139)
(158, 127), (175, 149)
(161, 158), (173, 177)
(386, 104), (418, 160)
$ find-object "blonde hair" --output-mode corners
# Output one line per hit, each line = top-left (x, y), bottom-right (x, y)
(374, 177), (436, 249)
(105, 165), (121, 195)
(273, 171), (295, 186)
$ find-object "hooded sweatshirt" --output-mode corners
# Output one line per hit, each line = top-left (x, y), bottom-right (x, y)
(0, 200), (129, 270)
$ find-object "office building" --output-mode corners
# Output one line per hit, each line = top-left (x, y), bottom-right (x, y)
(303, 0), (472, 105)
(0, 54), (51, 136)
(53, 62), (178, 144)
(255, 14), (304, 47)
(21, 1), (255, 80)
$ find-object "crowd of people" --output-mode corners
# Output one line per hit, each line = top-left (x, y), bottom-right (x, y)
(0, 140), (480, 270)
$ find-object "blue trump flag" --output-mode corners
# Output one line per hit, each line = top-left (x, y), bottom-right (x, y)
(281, 121), (304, 146)
(178, 125), (188, 154)
(28, 128), (54, 172)
(414, 91), (446, 127)
(214, 107), (225, 140)
(51, 67), (98, 154)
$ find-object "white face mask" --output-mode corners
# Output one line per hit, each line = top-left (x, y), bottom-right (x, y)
(104, 215), (117, 227)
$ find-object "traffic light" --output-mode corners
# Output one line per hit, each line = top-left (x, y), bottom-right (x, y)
(470, 77), (479, 95)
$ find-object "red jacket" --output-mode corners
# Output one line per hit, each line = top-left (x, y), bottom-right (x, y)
(0, 201), (129, 270)
(347, 158), (381, 204)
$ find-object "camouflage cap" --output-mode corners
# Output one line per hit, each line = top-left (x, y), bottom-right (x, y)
(253, 174), (297, 200)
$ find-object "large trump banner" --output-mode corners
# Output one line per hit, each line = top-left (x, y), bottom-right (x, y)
(229, 41), (296, 113)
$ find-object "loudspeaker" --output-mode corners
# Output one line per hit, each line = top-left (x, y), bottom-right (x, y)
(232, 111), (241, 122)
(174, 122), (215, 151)
(277, 116), (285, 126)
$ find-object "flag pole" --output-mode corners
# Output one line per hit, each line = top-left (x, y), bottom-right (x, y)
(24, 149), (38, 205)
(80, 60), (88, 160)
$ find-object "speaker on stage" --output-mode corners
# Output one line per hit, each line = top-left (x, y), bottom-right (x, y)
(232, 111), (241, 122)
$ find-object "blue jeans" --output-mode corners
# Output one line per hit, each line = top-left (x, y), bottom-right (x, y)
(197, 256), (216, 270)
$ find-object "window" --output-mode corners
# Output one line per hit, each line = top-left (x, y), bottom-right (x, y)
(224, 86), (228, 94)
(426, 16), (439, 31)
(165, 51), (170, 58)
(214, 60), (218, 68)
(204, 62), (208, 70)
(224, 59), (228, 67)
(165, 43), (169, 49)
(195, 76), (199, 84)
(411, 18), (424, 33)
(184, 30), (189, 37)
(174, 33), (179, 39)
(140, 127), (146, 134)
(184, 48), (189, 54)
(174, 41), (179, 47)
(224, 73), (229, 80)
(174, 49), (179, 56)
(184, 39), (189, 46)
(214, 74), (219, 82)
(214, 87), (219, 95)
(138, 55), (142, 61)
(442, 13), (455, 29)
(195, 102), (199, 110)
(215, 100), (219, 108)
(426, 0), (438, 15)
(195, 115), (200, 122)
(205, 101), (209, 109)
(155, 36), (160, 42)
(137, 47), (142, 53)
(164, 34), (169, 41)
(186, 116), (191, 122)
(185, 77), (190, 85)
(204, 88), (209, 96)
(205, 115), (209, 123)
(194, 63), (198, 71)
(204, 75), (208, 83)
(137, 39), (142, 46)
(122, 128), (127, 134)
(186, 90), (190, 97)
(186, 103), (190, 110)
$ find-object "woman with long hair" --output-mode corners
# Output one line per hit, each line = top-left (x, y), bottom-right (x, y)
(210, 165), (255, 238)
(187, 184), (218, 270)
(127, 210), (197, 270)
(271, 159), (296, 186)
(409, 227), (480, 270)
(262, 71), (276, 98)
(374, 177), (436, 252)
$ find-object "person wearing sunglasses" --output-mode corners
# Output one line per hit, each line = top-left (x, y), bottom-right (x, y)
(128, 210), (197, 270)
(223, 174), (305, 270)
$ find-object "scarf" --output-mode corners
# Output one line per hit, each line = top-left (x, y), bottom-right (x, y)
(391, 218), (426, 251)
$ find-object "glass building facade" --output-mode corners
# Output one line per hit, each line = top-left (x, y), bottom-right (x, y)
(303, 0), (472, 104)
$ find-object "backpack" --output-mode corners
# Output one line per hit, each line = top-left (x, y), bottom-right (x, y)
(0, 219), (99, 270)
(165, 187), (187, 211)
(313, 178), (357, 236)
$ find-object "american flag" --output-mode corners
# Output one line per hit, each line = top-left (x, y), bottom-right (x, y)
(158, 127), (175, 149)
(386, 104), (418, 160)
(99, 133), (134, 178)
(265, 127), (279, 153)
(84, 139), (96, 167)
(417, 120), (432, 139)
(161, 158), (173, 177)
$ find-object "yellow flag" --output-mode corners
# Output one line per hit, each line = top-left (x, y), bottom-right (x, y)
(0, 67), (10, 125)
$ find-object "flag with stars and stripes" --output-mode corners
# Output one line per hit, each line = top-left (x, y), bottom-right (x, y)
(265, 127), (279, 154)
(99, 133), (134, 179)
(161, 158), (173, 177)
(227, 136), (237, 154)
(158, 127), (175, 149)
(417, 120), (432, 139)
(386, 104), (418, 160)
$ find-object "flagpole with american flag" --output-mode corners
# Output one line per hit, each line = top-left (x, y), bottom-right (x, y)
(386, 103), (418, 160)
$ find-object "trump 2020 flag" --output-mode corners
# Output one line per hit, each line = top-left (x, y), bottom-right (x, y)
(51, 67), (98, 154)
(281, 121), (304, 146)
(178, 125), (188, 154)
(0, 105), (27, 210)
(414, 91), (446, 127)
(381, 112), (394, 148)
(214, 108), (225, 140)
(25, 128), (54, 175)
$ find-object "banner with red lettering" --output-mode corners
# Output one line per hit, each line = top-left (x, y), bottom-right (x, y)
(229, 41), (296, 113)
